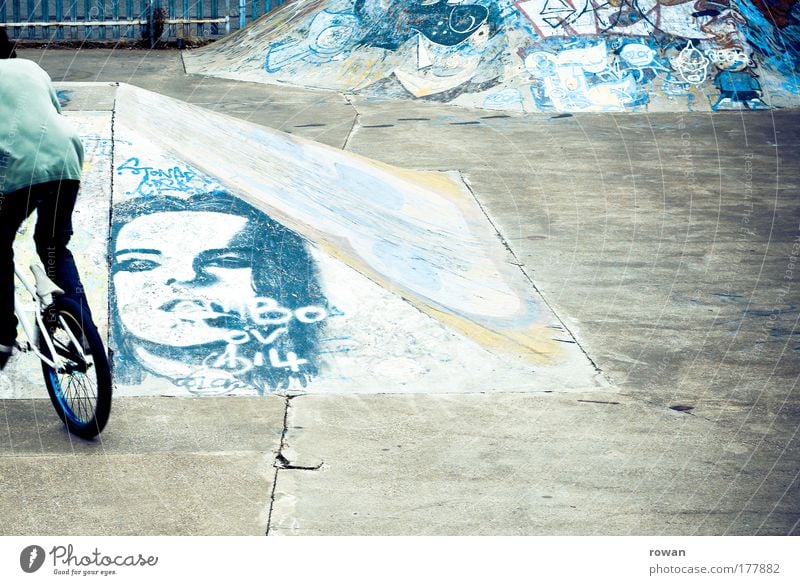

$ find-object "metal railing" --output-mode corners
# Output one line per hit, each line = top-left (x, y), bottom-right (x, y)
(0, 0), (286, 41)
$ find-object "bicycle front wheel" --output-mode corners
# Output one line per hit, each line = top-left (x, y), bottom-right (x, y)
(38, 297), (112, 439)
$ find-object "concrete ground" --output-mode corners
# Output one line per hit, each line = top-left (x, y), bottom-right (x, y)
(1, 48), (798, 535)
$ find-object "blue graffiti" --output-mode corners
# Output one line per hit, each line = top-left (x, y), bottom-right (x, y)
(56, 89), (73, 108)
(109, 192), (330, 395)
(354, 0), (500, 50)
(116, 157), (222, 197)
(734, 0), (800, 87)
(711, 69), (769, 110)
(524, 42), (647, 112)
(617, 40), (671, 83)
(483, 88), (524, 109)
(266, 10), (359, 73)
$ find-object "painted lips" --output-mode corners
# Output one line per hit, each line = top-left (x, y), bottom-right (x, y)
(159, 299), (240, 323)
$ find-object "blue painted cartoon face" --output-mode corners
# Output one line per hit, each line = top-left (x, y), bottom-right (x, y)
(113, 211), (256, 348)
(620, 44), (658, 69)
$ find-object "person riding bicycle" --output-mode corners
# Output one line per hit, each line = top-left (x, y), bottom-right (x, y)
(0, 29), (91, 369)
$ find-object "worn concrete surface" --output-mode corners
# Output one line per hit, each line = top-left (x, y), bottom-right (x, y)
(33, 48), (356, 148)
(0, 48), (797, 535)
(272, 393), (797, 535)
(0, 397), (285, 534)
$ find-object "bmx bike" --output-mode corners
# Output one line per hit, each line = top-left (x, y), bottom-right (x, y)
(12, 262), (112, 439)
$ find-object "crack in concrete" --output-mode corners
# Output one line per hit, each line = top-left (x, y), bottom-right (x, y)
(341, 93), (361, 151)
(275, 452), (324, 471)
(265, 395), (290, 535)
(265, 395), (323, 534)
(178, 51), (187, 76)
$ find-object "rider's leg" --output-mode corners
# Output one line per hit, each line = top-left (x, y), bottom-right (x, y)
(0, 186), (37, 367)
(32, 180), (94, 322)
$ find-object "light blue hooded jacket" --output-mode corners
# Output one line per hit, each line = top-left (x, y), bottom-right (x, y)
(0, 59), (84, 195)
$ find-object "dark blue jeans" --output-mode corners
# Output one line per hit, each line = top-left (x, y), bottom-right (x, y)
(0, 180), (91, 346)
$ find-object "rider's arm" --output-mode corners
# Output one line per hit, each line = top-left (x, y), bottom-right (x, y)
(41, 69), (64, 115)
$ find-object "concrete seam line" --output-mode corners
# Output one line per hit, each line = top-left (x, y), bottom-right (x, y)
(106, 86), (118, 372)
(456, 170), (608, 380)
(341, 93), (361, 151)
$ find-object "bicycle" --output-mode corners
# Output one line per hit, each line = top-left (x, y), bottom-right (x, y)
(13, 262), (112, 439)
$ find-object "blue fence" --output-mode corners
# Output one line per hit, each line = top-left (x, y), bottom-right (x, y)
(0, 0), (287, 41)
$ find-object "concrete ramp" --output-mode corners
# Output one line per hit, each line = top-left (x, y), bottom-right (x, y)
(184, 0), (800, 112)
(1, 83), (603, 397)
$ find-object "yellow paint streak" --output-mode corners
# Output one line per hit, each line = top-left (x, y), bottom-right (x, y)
(313, 238), (562, 365)
(426, 306), (563, 364)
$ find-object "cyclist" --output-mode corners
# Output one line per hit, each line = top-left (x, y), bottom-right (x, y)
(0, 29), (91, 369)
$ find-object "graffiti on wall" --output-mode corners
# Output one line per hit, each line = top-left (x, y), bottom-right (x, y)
(182, 0), (800, 110)
(109, 189), (332, 395)
(514, 0), (775, 110)
(264, 0), (507, 99)
(265, 9), (360, 72)
(671, 41), (711, 85)
(515, 0), (654, 38)
(255, 0), (787, 110)
(749, 0), (799, 28)
(734, 0), (800, 86)
(514, 0), (748, 41)
(353, 0), (501, 49)
(707, 45), (768, 109)
(524, 41), (645, 111)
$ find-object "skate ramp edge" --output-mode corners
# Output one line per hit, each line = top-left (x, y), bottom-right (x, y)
(1, 82), (606, 398)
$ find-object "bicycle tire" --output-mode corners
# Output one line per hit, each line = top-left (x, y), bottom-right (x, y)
(38, 297), (112, 439)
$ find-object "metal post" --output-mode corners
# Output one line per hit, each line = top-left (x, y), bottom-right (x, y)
(25, 0), (33, 39)
(167, 0), (173, 39)
(84, 0), (92, 40)
(98, 0), (105, 40)
(42, 0), (49, 39)
(238, 0), (243, 30)
(210, 0), (216, 34)
(12, 0), (19, 37)
(178, 0), (185, 40)
(55, 0), (64, 39)
(112, 0), (118, 39)
(139, 0), (145, 41)
(125, 0), (132, 38)
(69, 0), (76, 40)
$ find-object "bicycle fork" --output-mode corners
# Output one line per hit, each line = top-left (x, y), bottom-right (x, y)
(14, 264), (93, 372)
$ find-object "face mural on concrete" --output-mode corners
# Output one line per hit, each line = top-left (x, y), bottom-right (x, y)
(110, 193), (328, 395)
(114, 212), (252, 347)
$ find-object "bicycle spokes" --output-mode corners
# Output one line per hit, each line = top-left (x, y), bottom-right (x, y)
(38, 298), (112, 439)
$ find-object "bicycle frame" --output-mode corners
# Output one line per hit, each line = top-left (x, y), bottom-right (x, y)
(13, 263), (85, 372)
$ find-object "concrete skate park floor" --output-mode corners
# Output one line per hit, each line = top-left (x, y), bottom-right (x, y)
(1, 48), (798, 535)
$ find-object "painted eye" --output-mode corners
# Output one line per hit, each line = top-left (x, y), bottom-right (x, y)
(116, 258), (160, 272)
(205, 254), (250, 269)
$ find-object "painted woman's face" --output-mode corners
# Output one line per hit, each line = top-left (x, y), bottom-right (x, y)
(113, 211), (256, 347)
